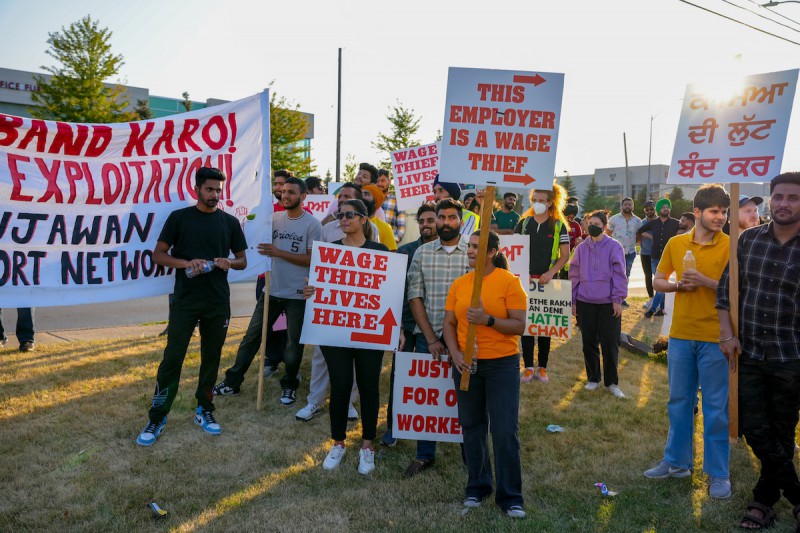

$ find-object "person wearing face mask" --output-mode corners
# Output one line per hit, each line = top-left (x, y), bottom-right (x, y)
(514, 183), (570, 383)
(570, 210), (628, 398)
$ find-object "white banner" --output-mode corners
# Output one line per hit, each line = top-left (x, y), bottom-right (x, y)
(524, 278), (572, 339)
(305, 194), (336, 221)
(391, 142), (439, 212)
(440, 67), (564, 188)
(0, 93), (272, 307)
(668, 69), (798, 184)
(300, 242), (404, 350)
(392, 352), (463, 443)
(498, 234), (529, 282)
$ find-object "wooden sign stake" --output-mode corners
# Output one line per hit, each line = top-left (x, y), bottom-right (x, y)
(728, 183), (740, 442)
(256, 272), (271, 411)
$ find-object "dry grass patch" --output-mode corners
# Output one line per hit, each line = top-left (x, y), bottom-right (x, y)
(1, 304), (798, 531)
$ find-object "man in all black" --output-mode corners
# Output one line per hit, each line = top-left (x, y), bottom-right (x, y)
(637, 198), (680, 317)
(136, 167), (248, 446)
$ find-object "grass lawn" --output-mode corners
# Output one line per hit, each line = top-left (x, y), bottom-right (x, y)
(1, 295), (798, 532)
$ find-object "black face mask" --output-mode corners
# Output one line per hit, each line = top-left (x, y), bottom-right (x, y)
(588, 225), (604, 237)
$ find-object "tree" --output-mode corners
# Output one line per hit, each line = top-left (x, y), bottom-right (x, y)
(181, 91), (192, 112)
(560, 174), (577, 198)
(134, 99), (153, 120)
(31, 16), (133, 123)
(342, 154), (357, 182)
(582, 176), (605, 213)
(372, 102), (422, 168)
(666, 186), (693, 217)
(270, 90), (315, 177)
(633, 186), (648, 218)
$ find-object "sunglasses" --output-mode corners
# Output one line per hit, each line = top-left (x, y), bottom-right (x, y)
(335, 211), (365, 220)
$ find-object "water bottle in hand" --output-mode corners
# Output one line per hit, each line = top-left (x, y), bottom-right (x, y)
(186, 260), (215, 278)
(682, 250), (696, 274)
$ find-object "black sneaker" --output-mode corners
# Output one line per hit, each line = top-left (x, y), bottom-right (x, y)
(213, 381), (240, 396)
(644, 309), (655, 318)
(654, 309), (665, 317)
(622, 299), (630, 307)
(280, 388), (296, 405)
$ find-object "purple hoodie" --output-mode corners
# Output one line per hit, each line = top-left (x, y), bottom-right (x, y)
(569, 236), (628, 305)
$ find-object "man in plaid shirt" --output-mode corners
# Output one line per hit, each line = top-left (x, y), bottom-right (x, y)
(377, 168), (406, 243)
(717, 172), (800, 530)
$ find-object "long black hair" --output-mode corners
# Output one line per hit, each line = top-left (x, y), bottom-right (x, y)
(339, 199), (373, 241)
(471, 230), (509, 270)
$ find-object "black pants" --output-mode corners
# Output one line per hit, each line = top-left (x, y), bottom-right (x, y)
(577, 300), (621, 386)
(521, 335), (550, 369)
(641, 254), (654, 298)
(321, 345), (383, 441)
(740, 357), (800, 507)
(224, 294), (306, 391)
(149, 298), (230, 422)
(385, 330), (417, 433)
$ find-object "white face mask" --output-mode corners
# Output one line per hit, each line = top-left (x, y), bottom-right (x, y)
(532, 202), (548, 215)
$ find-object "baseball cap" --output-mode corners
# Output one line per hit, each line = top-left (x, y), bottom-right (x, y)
(738, 194), (763, 207)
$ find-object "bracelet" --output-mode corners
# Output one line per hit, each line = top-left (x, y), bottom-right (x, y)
(719, 335), (734, 343)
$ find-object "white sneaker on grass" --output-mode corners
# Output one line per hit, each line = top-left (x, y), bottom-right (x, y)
(280, 388), (296, 406)
(585, 382), (599, 391)
(295, 403), (322, 421)
(347, 404), (359, 421)
(607, 384), (625, 398)
(323, 444), (346, 470)
(505, 505), (526, 518)
(136, 417), (167, 446)
(644, 460), (690, 479)
(358, 448), (375, 475)
(709, 476), (731, 499)
(463, 496), (482, 508)
(643, 298), (653, 309)
(194, 407), (221, 435)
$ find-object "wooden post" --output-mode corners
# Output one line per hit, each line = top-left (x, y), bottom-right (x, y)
(460, 185), (496, 392)
(728, 183), (740, 442)
(256, 272), (271, 411)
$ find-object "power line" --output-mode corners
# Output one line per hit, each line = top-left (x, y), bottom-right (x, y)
(721, 0), (800, 34)
(678, 0), (800, 46)
(745, 0), (800, 28)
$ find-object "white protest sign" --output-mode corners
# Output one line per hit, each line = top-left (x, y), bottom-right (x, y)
(300, 242), (404, 350)
(0, 93), (272, 307)
(392, 352), (462, 443)
(498, 234), (529, 282)
(391, 141), (440, 212)
(328, 182), (345, 195)
(524, 278), (572, 339)
(439, 67), (564, 188)
(305, 194), (336, 221)
(668, 69), (798, 184)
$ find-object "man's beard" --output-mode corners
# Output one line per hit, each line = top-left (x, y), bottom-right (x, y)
(437, 225), (460, 241)
(283, 198), (301, 210)
(623, 208), (632, 214)
(362, 199), (376, 217)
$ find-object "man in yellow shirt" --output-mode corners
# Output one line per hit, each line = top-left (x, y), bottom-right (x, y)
(362, 184), (398, 251)
(643, 184), (732, 500)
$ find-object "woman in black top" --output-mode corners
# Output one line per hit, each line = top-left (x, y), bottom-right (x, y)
(304, 199), (389, 475)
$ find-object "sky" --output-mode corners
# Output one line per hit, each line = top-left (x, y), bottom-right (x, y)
(1, 0), (799, 180)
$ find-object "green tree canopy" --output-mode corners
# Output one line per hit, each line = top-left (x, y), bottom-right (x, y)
(582, 176), (606, 213)
(270, 90), (315, 177)
(560, 174), (577, 198)
(31, 15), (133, 123)
(372, 102), (422, 169)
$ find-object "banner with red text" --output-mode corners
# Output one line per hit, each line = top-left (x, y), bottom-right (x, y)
(391, 142), (440, 212)
(498, 234), (529, 282)
(306, 194), (336, 221)
(524, 279), (572, 339)
(439, 67), (564, 188)
(300, 242), (404, 350)
(0, 92), (272, 307)
(668, 69), (798, 184)
(392, 352), (463, 443)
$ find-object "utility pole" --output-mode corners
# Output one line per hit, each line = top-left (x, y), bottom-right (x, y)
(335, 48), (342, 182)
(647, 115), (653, 200)
(623, 132), (630, 205)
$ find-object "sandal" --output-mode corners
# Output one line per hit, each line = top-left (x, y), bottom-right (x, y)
(403, 458), (434, 478)
(740, 501), (775, 530)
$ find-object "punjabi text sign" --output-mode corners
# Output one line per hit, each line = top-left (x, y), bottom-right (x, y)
(524, 278), (572, 339)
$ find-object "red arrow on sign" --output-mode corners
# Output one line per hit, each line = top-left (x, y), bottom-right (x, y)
(513, 74), (546, 86)
(504, 174), (535, 186)
(350, 308), (397, 345)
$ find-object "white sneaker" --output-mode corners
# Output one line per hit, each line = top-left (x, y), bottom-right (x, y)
(585, 382), (599, 391)
(347, 404), (359, 421)
(295, 403), (322, 422)
(643, 298), (653, 309)
(323, 444), (346, 470)
(607, 384), (625, 398)
(358, 447), (375, 475)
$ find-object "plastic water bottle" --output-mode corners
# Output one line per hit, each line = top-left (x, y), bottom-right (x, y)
(682, 250), (696, 273)
(186, 260), (215, 278)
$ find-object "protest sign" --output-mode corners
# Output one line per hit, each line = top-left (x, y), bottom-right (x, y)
(668, 69), (798, 184)
(439, 67), (564, 188)
(392, 352), (462, 443)
(524, 278), (572, 339)
(391, 141), (440, 212)
(305, 194), (336, 221)
(0, 92), (272, 307)
(300, 242), (404, 350)
(498, 234), (529, 282)
(328, 182), (344, 195)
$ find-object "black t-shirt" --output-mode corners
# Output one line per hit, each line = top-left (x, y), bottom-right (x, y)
(333, 239), (390, 253)
(158, 206), (248, 303)
(515, 216), (569, 276)
(638, 217), (680, 260)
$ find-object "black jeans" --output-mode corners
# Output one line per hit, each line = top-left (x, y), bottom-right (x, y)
(223, 294), (306, 391)
(385, 330), (417, 433)
(521, 335), (550, 369)
(641, 254), (654, 298)
(452, 354), (523, 510)
(740, 357), (800, 507)
(149, 298), (230, 422)
(321, 345), (383, 441)
(577, 300), (621, 386)
(0, 308), (35, 343)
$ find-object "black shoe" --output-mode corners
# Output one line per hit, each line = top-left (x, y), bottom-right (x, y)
(622, 300), (630, 307)
(644, 309), (655, 318)
(213, 381), (240, 396)
(654, 309), (665, 317)
(279, 388), (296, 405)
(19, 341), (34, 352)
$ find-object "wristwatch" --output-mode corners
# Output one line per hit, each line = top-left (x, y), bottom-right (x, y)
(676, 280), (684, 291)
(487, 315), (495, 327)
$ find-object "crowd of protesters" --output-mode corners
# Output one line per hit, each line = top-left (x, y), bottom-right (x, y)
(132, 164), (800, 527)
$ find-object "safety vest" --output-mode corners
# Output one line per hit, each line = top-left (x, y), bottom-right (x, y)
(523, 217), (563, 269)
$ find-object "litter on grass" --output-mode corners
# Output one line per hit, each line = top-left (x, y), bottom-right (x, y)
(594, 483), (618, 497)
(546, 424), (565, 433)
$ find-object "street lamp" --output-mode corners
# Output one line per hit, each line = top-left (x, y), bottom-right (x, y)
(761, 1), (800, 5)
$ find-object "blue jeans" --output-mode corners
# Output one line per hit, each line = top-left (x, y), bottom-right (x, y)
(0, 308), (35, 343)
(649, 258), (665, 311)
(663, 338), (729, 478)
(452, 354), (523, 510)
(415, 334), (439, 461)
(624, 252), (636, 278)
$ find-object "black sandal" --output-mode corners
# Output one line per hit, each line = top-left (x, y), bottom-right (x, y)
(740, 501), (775, 530)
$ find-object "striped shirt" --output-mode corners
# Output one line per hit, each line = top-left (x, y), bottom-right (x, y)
(406, 235), (471, 337)
(716, 223), (800, 362)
